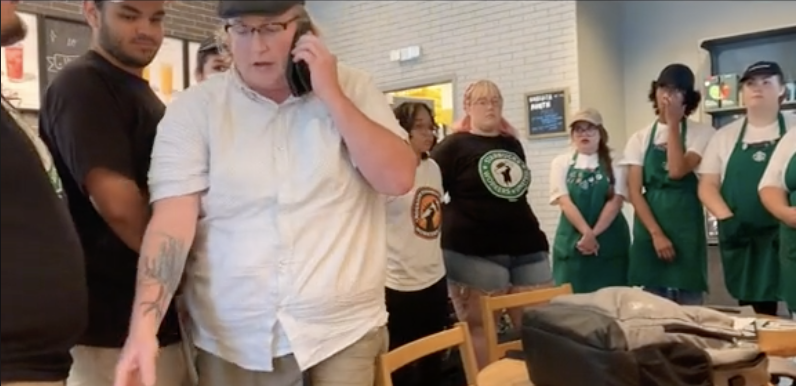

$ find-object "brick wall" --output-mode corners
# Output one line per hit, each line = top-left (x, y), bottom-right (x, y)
(308, 1), (580, 237)
(18, 0), (220, 41)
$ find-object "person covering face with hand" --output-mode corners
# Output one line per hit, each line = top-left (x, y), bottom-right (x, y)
(698, 61), (794, 316)
(622, 64), (715, 305)
(112, 1), (416, 386)
(550, 108), (630, 294)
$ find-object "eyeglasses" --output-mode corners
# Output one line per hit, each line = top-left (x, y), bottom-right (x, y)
(224, 17), (301, 39)
(572, 125), (598, 135)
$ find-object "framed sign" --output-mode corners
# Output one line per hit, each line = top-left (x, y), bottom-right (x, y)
(525, 88), (569, 138)
(40, 16), (91, 91)
(1, 13), (41, 110)
(143, 37), (186, 103)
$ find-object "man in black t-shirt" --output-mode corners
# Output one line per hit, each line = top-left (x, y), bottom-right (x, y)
(38, 1), (184, 385)
(1, 1), (88, 385)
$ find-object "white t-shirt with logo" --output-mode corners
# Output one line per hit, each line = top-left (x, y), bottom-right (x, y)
(699, 114), (796, 181)
(386, 159), (445, 291)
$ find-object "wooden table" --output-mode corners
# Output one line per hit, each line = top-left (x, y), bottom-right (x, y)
(756, 315), (796, 357)
(477, 359), (532, 386)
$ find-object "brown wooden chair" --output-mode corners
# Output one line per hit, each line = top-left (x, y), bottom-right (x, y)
(480, 284), (573, 364)
(378, 322), (479, 386)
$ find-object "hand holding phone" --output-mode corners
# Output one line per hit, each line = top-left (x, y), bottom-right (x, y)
(287, 21), (313, 97)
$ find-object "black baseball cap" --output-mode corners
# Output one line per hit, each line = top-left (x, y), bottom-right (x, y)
(740, 61), (784, 83)
(218, 0), (305, 19)
(656, 64), (696, 91)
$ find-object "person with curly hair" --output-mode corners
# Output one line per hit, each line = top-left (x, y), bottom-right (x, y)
(385, 101), (447, 386)
(622, 64), (715, 305)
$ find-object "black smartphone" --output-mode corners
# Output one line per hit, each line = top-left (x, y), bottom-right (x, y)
(287, 20), (312, 97)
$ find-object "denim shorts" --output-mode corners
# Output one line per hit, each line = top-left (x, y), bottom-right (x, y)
(443, 249), (552, 292)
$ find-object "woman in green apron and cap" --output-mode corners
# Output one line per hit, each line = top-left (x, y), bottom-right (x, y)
(760, 124), (796, 317)
(698, 61), (792, 316)
(623, 64), (716, 305)
(550, 108), (630, 293)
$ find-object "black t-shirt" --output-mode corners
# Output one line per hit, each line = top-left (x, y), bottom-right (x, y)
(431, 132), (549, 256)
(39, 51), (180, 348)
(0, 102), (87, 383)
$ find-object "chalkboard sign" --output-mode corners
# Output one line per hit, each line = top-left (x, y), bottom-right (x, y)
(525, 88), (569, 137)
(40, 17), (91, 88)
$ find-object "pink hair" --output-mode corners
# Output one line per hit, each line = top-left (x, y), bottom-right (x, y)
(452, 81), (518, 137)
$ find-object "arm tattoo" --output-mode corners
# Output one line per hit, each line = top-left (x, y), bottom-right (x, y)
(138, 235), (187, 322)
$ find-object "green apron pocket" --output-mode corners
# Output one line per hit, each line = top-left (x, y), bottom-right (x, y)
(718, 217), (746, 248)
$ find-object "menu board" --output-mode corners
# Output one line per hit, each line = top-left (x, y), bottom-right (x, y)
(41, 17), (91, 89)
(525, 88), (569, 137)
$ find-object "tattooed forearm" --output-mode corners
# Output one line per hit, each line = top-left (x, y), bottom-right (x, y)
(137, 234), (188, 323)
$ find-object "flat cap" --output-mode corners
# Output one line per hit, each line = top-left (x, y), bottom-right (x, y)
(218, 0), (305, 19)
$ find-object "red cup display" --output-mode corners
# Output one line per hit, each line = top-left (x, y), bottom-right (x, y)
(4, 45), (24, 81)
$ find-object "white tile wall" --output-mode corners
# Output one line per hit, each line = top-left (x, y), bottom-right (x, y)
(308, 0), (580, 237)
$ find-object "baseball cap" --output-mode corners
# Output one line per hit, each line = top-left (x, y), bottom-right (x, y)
(197, 37), (219, 53)
(218, 0), (305, 19)
(740, 61), (784, 83)
(570, 108), (603, 127)
(656, 64), (696, 91)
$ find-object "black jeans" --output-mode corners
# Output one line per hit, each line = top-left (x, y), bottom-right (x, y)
(385, 277), (449, 386)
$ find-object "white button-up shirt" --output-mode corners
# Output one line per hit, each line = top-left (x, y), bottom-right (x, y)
(148, 65), (407, 371)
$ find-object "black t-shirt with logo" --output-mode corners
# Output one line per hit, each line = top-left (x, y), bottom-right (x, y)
(39, 51), (180, 348)
(0, 102), (88, 383)
(431, 132), (549, 256)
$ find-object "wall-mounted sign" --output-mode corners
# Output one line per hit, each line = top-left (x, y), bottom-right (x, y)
(525, 88), (569, 138)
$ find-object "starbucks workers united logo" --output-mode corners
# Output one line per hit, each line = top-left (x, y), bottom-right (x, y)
(478, 150), (531, 200)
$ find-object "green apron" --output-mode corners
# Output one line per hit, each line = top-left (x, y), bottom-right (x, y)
(781, 147), (796, 312)
(719, 114), (786, 302)
(553, 153), (630, 293)
(628, 121), (708, 292)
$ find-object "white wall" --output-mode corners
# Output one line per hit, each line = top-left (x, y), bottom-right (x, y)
(308, 1), (580, 237)
(307, 0), (796, 237)
(621, 1), (796, 137)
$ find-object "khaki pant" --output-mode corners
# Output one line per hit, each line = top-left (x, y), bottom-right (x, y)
(196, 326), (388, 386)
(67, 344), (187, 386)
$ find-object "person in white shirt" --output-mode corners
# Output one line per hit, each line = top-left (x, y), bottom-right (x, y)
(759, 123), (796, 317)
(112, 1), (416, 386)
(622, 64), (715, 305)
(549, 108), (630, 294)
(385, 102), (448, 386)
(698, 61), (793, 316)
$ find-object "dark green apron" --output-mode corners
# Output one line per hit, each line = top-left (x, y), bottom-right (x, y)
(781, 148), (796, 312)
(628, 121), (708, 292)
(719, 114), (786, 302)
(553, 153), (630, 293)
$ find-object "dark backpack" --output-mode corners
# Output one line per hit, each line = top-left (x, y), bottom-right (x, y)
(520, 287), (770, 386)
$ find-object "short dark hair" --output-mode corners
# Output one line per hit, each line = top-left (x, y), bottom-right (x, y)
(647, 81), (701, 117)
